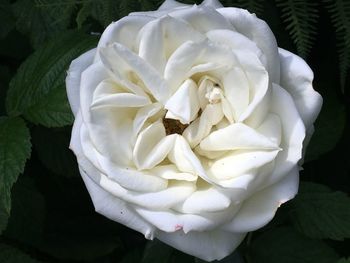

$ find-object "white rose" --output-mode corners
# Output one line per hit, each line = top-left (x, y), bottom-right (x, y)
(66, 0), (322, 261)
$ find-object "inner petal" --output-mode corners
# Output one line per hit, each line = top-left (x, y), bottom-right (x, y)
(199, 122), (280, 151)
(165, 79), (200, 124)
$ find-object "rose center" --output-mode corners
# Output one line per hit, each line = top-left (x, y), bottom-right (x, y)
(163, 117), (189, 135)
(205, 86), (222, 104)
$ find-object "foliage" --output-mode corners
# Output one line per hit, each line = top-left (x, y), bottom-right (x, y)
(0, 117), (31, 234)
(0, 0), (349, 262)
(289, 182), (350, 240)
(324, 0), (350, 91)
(251, 227), (339, 263)
(275, 0), (318, 58)
(6, 30), (98, 127)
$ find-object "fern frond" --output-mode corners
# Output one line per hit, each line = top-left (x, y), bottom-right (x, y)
(13, 0), (76, 48)
(276, 0), (318, 58)
(237, 0), (263, 16)
(87, 0), (119, 27)
(222, 0), (263, 16)
(119, 0), (139, 17)
(139, 0), (163, 11)
(324, 0), (350, 91)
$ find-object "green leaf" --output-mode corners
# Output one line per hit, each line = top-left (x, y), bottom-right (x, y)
(276, 0), (318, 58)
(338, 258), (350, 263)
(195, 250), (244, 263)
(324, 0), (350, 91)
(251, 227), (339, 263)
(0, 65), (11, 116)
(226, 0), (264, 16)
(142, 240), (173, 263)
(289, 182), (350, 240)
(139, 0), (162, 11)
(0, 117), (31, 234)
(304, 85), (346, 162)
(0, 244), (40, 263)
(0, 0), (15, 39)
(84, 0), (120, 27)
(32, 126), (79, 178)
(119, 0), (140, 17)
(6, 30), (98, 127)
(76, 2), (91, 29)
(12, 0), (75, 48)
(121, 249), (143, 263)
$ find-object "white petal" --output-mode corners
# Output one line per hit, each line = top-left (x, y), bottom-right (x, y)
(206, 29), (265, 67)
(169, 5), (233, 33)
(80, 61), (110, 124)
(221, 66), (250, 120)
(100, 43), (169, 102)
(96, 15), (153, 58)
(201, 0), (223, 9)
(133, 103), (164, 137)
(165, 79), (200, 124)
(224, 166), (299, 232)
(133, 122), (176, 170)
(89, 106), (135, 166)
(66, 48), (96, 116)
(137, 16), (205, 73)
(256, 113), (282, 145)
(69, 113), (155, 239)
(80, 123), (168, 192)
(177, 186), (231, 213)
(80, 169), (155, 240)
(268, 84), (305, 184)
(200, 123), (279, 151)
(136, 203), (241, 233)
(164, 41), (206, 94)
(157, 229), (246, 261)
(151, 164), (197, 181)
(235, 51), (269, 123)
(182, 103), (224, 148)
(99, 176), (195, 209)
(165, 40), (237, 94)
(219, 173), (255, 189)
(169, 135), (216, 185)
(279, 48), (322, 130)
(158, 0), (189, 10)
(205, 149), (279, 180)
(91, 93), (150, 109)
(217, 7), (280, 84)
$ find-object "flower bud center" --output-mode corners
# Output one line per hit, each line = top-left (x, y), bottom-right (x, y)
(205, 86), (222, 104)
(163, 117), (189, 135)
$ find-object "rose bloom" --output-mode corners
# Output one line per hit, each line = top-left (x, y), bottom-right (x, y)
(66, 0), (322, 260)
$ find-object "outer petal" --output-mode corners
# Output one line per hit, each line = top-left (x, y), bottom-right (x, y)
(137, 16), (205, 74)
(96, 15), (153, 58)
(224, 166), (299, 233)
(201, 0), (223, 9)
(158, 0), (189, 10)
(267, 84), (305, 184)
(279, 48), (322, 130)
(169, 5), (233, 33)
(81, 170), (155, 240)
(217, 7), (280, 84)
(70, 112), (155, 239)
(100, 43), (169, 102)
(135, 204), (240, 233)
(66, 48), (96, 116)
(157, 229), (246, 261)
